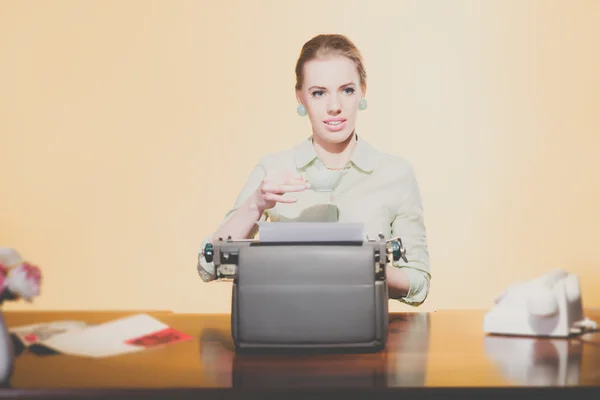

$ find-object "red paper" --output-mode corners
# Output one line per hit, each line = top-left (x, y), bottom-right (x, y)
(24, 334), (38, 344)
(124, 327), (194, 348)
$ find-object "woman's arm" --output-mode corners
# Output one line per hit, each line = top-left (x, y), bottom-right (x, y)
(197, 164), (310, 282)
(388, 162), (432, 306)
(210, 167), (310, 242)
(197, 165), (267, 282)
(386, 266), (411, 299)
(211, 194), (266, 242)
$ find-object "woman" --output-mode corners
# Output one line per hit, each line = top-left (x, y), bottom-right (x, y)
(197, 34), (431, 306)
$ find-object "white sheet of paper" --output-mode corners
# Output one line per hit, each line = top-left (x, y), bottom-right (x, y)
(258, 222), (365, 242)
(40, 314), (169, 358)
(10, 320), (89, 347)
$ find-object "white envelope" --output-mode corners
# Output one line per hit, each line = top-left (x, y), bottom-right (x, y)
(40, 314), (169, 358)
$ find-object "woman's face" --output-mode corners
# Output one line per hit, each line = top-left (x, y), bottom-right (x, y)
(296, 55), (365, 146)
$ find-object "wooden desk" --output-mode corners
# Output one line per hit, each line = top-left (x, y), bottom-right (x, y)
(0, 309), (598, 399)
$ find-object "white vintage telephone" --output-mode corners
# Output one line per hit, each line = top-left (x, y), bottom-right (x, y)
(483, 269), (598, 337)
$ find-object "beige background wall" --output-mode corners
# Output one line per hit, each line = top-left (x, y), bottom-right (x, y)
(1, 0), (598, 313)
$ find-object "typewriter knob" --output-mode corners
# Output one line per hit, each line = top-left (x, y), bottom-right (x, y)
(391, 240), (408, 263)
(203, 243), (214, 263)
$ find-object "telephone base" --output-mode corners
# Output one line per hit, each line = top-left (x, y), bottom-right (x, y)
(483, 309), (581, 338)
(483, 272), (587, 338)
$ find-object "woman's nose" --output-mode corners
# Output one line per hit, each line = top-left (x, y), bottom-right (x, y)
(327, 97), (341, 115)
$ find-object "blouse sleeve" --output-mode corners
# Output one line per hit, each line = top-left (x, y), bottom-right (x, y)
(389, 163), (431, 306)
(197, 163), (269, 282)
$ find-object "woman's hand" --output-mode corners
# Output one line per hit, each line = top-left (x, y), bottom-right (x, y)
(251, 169), (310, 211)
(210, 169), (311, 243)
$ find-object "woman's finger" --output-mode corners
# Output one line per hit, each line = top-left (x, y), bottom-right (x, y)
(263, 193), (298, 204)
(262, 183), (308, 193)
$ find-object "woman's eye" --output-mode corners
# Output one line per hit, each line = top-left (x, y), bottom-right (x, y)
(311, 91), (325, 98)
(343, 88), (355, 95)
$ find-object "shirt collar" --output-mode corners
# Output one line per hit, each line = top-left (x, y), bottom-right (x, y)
(294, 133), (378, 172)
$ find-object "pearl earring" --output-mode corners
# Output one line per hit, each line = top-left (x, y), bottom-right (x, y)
(296, 104), (307, 116)
(359, 98), (368, 110)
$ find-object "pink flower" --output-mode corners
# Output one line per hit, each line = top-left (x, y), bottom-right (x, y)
(5, 262), (42, 302)
(0, 263), (7, 293)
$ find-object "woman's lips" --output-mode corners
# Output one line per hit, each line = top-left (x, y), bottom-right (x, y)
(323, 118), (347, 132)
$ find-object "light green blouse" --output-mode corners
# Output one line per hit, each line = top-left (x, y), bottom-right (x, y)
(197, 135), (431, 306)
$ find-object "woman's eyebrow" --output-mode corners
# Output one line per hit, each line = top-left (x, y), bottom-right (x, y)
(308, 82), (356, 91)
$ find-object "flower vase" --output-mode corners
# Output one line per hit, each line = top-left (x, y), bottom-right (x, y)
(0, 309), (14, 384)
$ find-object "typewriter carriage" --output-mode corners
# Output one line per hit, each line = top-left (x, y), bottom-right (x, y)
(201, 233), (407, 282)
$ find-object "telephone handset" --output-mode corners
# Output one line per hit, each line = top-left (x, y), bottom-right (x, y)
(484, 269), (598, 337)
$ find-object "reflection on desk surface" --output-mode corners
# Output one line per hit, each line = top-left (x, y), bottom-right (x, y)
(200, 313), (430, 387)
(484, 336), (584, 386)
(199, 313), (431, 388)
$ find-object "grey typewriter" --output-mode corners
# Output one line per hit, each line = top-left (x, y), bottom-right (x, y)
(201, 222), (407, 353)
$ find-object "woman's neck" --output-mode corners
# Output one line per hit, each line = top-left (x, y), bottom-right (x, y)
(311, 131), (358, 169)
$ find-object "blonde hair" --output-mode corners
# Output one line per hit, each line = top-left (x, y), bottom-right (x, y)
(294, 34), (367, 91)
